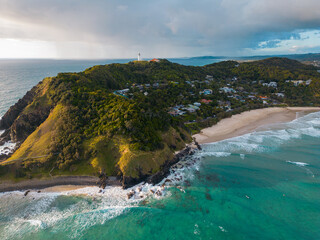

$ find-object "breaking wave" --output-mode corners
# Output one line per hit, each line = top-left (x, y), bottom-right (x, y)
(202, 111), (320, 155)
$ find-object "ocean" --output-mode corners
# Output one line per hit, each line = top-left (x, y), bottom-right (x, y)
(0, 59), (320, 240)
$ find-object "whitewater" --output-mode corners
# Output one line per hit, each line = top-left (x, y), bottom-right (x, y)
(1, 112), (320, 239)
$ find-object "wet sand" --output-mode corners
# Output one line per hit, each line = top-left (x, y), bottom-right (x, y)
(0, 176), (119, 193)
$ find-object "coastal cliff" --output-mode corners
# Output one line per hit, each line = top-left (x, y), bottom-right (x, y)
(0, 58), (319, 188)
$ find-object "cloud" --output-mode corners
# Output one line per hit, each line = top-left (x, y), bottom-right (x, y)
(0, 0), (319, 58)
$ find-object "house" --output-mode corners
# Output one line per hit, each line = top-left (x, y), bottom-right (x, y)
(188, 82), (195, 87)
(218, 101), (231, 110)
(168, 110), (179, 116)
(118, 89), (129, 94)
(113, 89), (130, 98)
(263, 82), (277, 88)
(205, 75), (214, 81)
(287, 80), (304, 86)
(306, 79), (312, 85)
(248, 95), (256, 99)
(170, 81), (179, 85)
(274, 93), (285, 98)
(220, 87), (235, 93)
(269, 82), (277, 87)
(168, 107), (186, 116)
(293, 80), (304, 86)
(188, 104), (200, 110)
(135, 84), (144, 90)
(234, 95), (243, 100)
(193, 102), (201, 107)
(185, 108), (196, 113)
(149, 58), (160, 63)
(201, 99), (213, 104)
(200, 89), (213, 95)
(232, 76), (238, 81)
(259, 96), (268, 100)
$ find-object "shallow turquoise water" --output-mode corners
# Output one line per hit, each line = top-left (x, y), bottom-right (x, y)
(1, 112), (319, 240)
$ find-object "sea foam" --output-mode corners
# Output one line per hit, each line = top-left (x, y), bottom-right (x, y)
(202, 111), (320, 156)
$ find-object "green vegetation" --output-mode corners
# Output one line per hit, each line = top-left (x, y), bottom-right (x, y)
(0, 58), (319, 185)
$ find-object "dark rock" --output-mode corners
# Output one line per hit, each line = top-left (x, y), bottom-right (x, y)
(24, 190), (30, 196)
(127, 190), (135, 199)
(98, 172), (108, 189)
(155, 190), (162, 196)
(147, 145), (193, 186)
(0, 89), (36, 130)
(205, 192), (213, 201)
(184, 180), (191, 186)
(193, 137), (202, 150)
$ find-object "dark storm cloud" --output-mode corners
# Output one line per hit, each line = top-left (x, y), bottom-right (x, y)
(0, 0), (320, 57)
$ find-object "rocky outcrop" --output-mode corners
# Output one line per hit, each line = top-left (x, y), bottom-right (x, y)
(121, 172), (149, 189)
(0, 83), (52, 144)
(147, 145), (195, 186)
(9, 106), (51, 142)
(121, 142), (199, 189)
(0, 88), (36, 130)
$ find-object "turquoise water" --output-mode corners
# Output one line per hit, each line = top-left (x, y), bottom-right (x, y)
(1, 112), (319, 240)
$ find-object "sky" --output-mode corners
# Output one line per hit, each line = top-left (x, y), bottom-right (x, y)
(0, 0), (320, 59)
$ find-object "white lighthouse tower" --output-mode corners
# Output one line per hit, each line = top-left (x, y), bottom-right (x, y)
(138, 52), (141, 61)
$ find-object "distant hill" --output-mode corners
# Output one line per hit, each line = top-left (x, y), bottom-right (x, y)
(189, 56), (225, 60)
(189, 53), (320, 64)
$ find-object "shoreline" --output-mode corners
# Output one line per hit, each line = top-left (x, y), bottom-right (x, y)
(1, 107), (319, 193)
(193, 107), (320, 144)
(0, 176), (121, 193)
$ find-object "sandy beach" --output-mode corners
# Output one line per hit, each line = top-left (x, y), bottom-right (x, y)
(0, 176), (120, 193)
(193, 107), (320, 144)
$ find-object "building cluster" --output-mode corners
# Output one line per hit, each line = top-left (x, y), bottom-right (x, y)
(285, 79), (312, 86)
(168, 102), (203, 116)
(114, 71), (314, 119)
(219, 87), (236, 93)
(262, 82), (277, 88)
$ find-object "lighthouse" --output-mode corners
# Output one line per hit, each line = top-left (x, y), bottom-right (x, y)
(138, 52), (141, 61)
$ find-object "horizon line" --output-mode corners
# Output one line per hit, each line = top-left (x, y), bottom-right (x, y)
(0, 52), (318, 61)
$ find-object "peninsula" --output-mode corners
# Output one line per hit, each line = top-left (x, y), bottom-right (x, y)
(0, 57), (319, 189)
